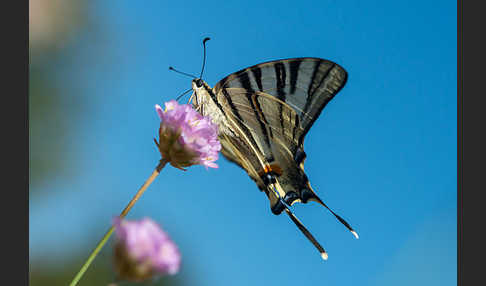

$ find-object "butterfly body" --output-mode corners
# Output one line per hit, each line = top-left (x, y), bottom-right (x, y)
(191, 80), (235, 136)
(189, 57), (357, 258)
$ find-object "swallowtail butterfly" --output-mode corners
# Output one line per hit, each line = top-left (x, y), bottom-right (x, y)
(176, 38), (358, 260)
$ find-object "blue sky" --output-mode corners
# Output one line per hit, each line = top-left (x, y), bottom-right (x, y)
(30, 0), (457, 285)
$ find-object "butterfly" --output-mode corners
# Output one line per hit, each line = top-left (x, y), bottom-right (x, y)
(179, 39), (358, 260)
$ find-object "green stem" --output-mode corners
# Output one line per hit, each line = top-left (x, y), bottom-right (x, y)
(69, 159), (168, 286)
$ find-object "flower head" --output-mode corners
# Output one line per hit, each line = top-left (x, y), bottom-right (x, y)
(154, 100), (221, 169)
(113, 217), (181, 282)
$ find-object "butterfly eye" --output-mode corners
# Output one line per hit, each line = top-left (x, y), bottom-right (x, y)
(195, 79), (203, 88)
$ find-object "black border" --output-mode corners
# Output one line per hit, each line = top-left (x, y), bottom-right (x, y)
(461, 1), (485, 285)
(6, 0), (29, 284)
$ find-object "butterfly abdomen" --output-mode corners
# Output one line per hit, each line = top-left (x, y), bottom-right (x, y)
(255, 144), (319, 215)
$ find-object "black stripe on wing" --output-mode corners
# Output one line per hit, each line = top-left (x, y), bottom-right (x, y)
(237, 73), (275, 148)
(250, 67), (264, 91)
(237, 71), (276, 153)
(274, 62), (286, 101)
(246, 93), (274, 162)
(289, 60), (301, 94)
(238, 71), (255, 93)
(220, 88), (274, 163)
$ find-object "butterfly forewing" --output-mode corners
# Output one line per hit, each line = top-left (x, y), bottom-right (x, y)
(213, 57), (347, 146)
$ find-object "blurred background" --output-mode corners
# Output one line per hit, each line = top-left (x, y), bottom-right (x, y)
(29, 0), (457, 285)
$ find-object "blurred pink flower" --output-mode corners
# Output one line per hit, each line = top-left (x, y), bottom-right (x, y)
(154, 100), (221, 169)
(113, 217), (181, 282)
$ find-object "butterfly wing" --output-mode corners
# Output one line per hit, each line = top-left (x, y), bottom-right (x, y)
(198, 57), (357, 257)
(213, 58), (348, 211)
(218, 130), (267, 191)
(213, 57), (347, 147)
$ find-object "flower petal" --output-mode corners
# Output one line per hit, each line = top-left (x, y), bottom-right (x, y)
(155, 104), (164, 120)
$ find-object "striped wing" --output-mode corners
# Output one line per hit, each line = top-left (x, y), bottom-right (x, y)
(206, 58), (357, 257)
(214, 87), (328, 214)
(213, 57), (347, 146)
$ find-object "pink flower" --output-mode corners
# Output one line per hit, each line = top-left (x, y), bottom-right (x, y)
(154, 100), (221, 169)
(113, 217), (181, 282)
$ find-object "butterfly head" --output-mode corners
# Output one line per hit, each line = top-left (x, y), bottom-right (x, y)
(190, 78), (212, 111)
(191, 78), (206, 101)
(192, 78), (205, 89)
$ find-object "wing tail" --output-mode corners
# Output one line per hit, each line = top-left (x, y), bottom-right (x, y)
(305, 189), (359, 239)
(284, 207), (328, 260)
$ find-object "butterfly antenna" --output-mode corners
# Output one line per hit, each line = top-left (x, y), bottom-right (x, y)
(313, 196), (359, 239)
(283, 204), (328, 260)
(168, 66), (198, 79)
(176, 88), (193, 102)
(199, 37), (210, 79)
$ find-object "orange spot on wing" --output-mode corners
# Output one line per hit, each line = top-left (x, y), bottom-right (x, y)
(258, 164), (283, 177)
(269, 164), (283, 176)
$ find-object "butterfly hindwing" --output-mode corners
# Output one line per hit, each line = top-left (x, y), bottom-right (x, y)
(214, 87), (325, 213)
(218, 131), (267, 191)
